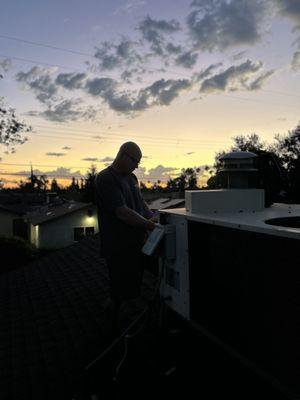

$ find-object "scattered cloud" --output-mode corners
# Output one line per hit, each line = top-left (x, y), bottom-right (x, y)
(247, 69), (275, 90)
(85, 76), (192, 114)
(55, 73), (87, 89)
(85, 77), (118, 96)
(200, 59), (273, 93)
(16, 66), (58, 104)
(46, 152), (66, 157)
(291, 50), (300, 71)
(275, 0), (300, 26)
(232, 50), (247, 61)
(175, 51), (198, 69)
(187, 0), (269, 51)
(94, 38), (142, 71)
(99, 156), (114, 162)
(194, 63), (223, 81)
(39, 99), (98, 122)
(81, 157), (99, 162)
(0, 58), (12, 72)
(113, 1), (146, 15)
(138, 164), (179, 182)
(138, 15), (181, 56)
(12, 167), (84, 178)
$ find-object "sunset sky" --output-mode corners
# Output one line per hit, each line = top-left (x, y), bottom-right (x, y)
(0, 0), (300, 187)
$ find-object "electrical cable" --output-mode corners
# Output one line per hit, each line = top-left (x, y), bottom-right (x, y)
(84, 239), (166, 386)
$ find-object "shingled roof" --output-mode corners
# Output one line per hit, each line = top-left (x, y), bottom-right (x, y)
(0, 235), (157, 400)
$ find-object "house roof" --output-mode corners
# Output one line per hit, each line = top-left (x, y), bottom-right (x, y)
(0, 203), (26, 216)
(26, 201), (94, 226)
(0, 235), (158, 400)
(0, 233), (293, 400)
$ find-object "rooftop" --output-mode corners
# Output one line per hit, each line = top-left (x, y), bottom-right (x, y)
(26, 201), (93, 225)
(0, 235), (157, 400)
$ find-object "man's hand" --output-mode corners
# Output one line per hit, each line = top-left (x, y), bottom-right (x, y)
(150, 214), (159, 223)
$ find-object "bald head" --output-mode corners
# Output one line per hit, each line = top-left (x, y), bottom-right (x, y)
(118, 142), (142, 159)
(112, 141), (142, 175)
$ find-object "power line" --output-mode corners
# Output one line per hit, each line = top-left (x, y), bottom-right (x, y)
(27, 133), (228, 149)
(31, 124), (231, 145)
(0, 34), (94, 57)
(0, 53), (84, 73)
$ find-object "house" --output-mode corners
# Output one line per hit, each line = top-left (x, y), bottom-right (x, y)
(26, 201), (99, 249)
(0, 193), (99, 248)
(0, 204), (28, 238)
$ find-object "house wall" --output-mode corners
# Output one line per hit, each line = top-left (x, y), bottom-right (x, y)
(0, 210), (17, 237)
(35, 207), (99, 248)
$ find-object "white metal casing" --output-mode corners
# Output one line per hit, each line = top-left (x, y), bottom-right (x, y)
(159, 214), (190, 320)
(185, 189), (265, 214)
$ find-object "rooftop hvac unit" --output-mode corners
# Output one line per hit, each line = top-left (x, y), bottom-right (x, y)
(144, 152), (299, 398)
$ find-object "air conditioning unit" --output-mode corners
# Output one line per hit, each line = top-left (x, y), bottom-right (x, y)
(156, 152), (300, 398)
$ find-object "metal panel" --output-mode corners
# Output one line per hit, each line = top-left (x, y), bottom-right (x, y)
(159, 213), (190, 320)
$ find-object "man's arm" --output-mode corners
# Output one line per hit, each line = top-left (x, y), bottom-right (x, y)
(115, 205), (156, 231)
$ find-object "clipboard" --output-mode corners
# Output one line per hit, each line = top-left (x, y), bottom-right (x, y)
(142, 226), (165, 256)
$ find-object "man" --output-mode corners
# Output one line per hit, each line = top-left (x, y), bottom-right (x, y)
(95, 142), (156, 335)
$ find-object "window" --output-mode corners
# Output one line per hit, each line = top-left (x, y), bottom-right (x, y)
(85, 227), (95, 236)
(74, 227), (84, 241)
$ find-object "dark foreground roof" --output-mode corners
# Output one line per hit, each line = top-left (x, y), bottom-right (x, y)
(0, 235), (157, 400)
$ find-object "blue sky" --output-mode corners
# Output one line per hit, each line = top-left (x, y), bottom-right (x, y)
(0, 0), (300, 187)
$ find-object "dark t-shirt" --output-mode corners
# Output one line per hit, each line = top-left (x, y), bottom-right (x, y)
(95, 166), (148, 256)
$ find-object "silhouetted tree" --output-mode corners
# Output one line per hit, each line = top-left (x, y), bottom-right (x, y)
(275, 124), (300, 201)
(0, 95), (31, 153)
(50, 178), (60, 193)
(68, 177), (80, 193)
(19, 174), (49, 193)
(83, 164), (97, 203)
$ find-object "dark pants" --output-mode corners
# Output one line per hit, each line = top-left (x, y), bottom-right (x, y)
(105, 247), (144, 301)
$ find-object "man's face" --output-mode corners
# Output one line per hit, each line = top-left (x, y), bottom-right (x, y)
(121, 150), (141, 173)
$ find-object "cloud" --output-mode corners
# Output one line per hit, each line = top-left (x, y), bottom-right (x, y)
(134, 164), (179, 182)
(247, 69), (275, 90)
(13, 167), (84, 178)
(46, 152), (66, 157)
(291, 50), (300, 71)
(187, 0), (268, 51)
(0, 58), (12, 72)
(16, 66), (58, 104)
(200, 59), (272, 93)
(99, 156), (114, 162)
(113, 0), (146, 15)
(85, 77), (118, 96)
(275, 0), (300, 26)
(194, 63), (223, 81)
(81, 157), (99, 162)
(55, 72), (87, 89)
(232, 50), (247, 61)
(62, 146), (71, 150)
(138, 15), (181, 55)
(94, 38), (142, 71)
(175, 51), (198, 68)
(84, 75), (192, 114)
(38, 99), (98, 122)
